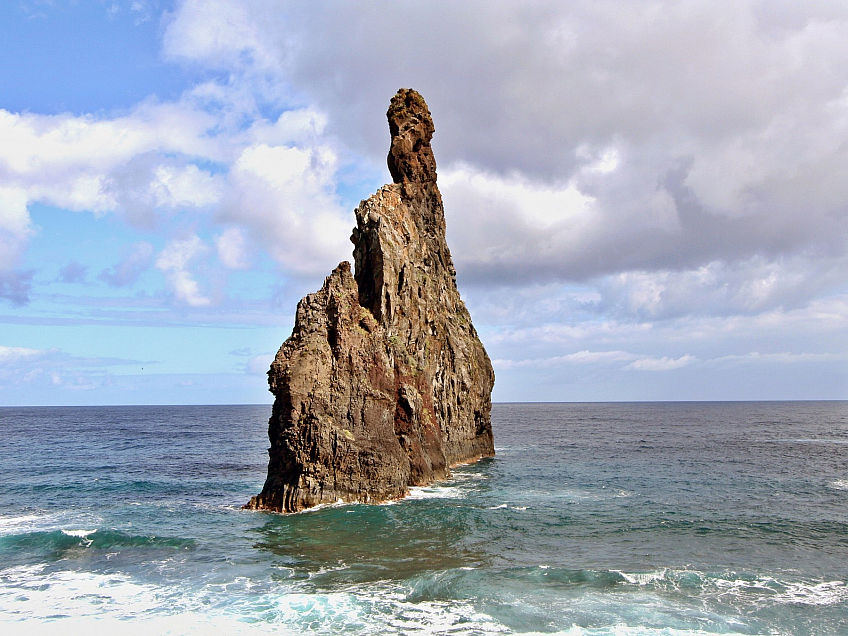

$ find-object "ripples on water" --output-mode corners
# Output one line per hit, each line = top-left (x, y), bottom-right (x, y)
(1, 402), (848, 634)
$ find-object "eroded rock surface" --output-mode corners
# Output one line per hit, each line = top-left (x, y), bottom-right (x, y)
(245, 89), (494, 513)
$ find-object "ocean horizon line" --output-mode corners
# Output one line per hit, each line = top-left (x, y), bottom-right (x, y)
(1, 398), (846, 409)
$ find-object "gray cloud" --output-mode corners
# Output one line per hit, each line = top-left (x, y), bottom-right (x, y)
(0, 270), (33, 305)
(57, 261), (88, 284)
(98, 241), (154, 287)
(164, 0), (848, 303)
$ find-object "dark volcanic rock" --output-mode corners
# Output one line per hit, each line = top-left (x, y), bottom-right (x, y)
(245, 89), (494, 513)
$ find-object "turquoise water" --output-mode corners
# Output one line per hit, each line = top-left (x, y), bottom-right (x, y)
(1, 402), (848, 634)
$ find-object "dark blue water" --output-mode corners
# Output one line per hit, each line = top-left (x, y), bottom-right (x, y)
(1, 402), (847, 634)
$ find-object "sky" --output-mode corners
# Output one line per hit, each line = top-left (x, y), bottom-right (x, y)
(0, 0), (847, 405)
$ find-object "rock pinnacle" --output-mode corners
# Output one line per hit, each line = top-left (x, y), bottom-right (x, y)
(245, 89), (494, 513)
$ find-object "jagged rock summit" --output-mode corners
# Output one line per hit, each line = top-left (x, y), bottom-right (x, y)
(245, 89), (495, 513)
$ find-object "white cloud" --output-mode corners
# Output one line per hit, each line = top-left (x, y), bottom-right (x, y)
(493, 349), (634, 370)
(163, 0), (278, 71)
(155, 235), (211, 307)
(442, 163), (593, 231)
(0, 76), (358, 304)
(0, 186), (33, 303)
(0, 98), (224, 297)
(7, 1), (845, 310)
(627, 355), (697, 371)
(215, 227), (250, 270)
(707, 351), (846, 367)
(0, 346), (46, 362)
(493, 348), (844, 373)
(246, 353), (274, 376)
(148, 163), (223, 209)
(0, 97), (229, 231)
(595, 254), (848, 320)
(476, 290), (848, 394)
(222, 142), (351, 274)
(0, 186), (31, 271)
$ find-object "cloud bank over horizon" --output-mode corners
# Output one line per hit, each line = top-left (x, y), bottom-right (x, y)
(0, 0), (846, 403)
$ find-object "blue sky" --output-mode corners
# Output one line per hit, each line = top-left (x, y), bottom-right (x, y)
(1, 0), (847, 405)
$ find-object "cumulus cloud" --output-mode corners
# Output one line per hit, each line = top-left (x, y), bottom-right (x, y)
(0, 80), (352, 300)
(0, 186), (33, 302)
(0, 96), (221, 301)
(160, 0), (848, 312)
(0, 186), (31, 266)
(221, 142), (351, 274)
(215, 227), (250, 270)
(0, 98), (222, 214)
(12, 1), (844, 311)
(0, 94), (230, 238)
(246, 353), (274, 376)
(163, 0), (280, 71)
(155, 234), (211, 306)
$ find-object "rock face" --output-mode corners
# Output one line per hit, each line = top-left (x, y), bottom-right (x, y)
(245, 89), (494, 513)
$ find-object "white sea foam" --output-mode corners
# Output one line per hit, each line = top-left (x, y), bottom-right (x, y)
(394, 468), (487, 502)
(828, 479), (848, 490)
(615, 569), (669, 585)
(0, 566), (511, 634)
(487, 503), (529, 511)
(540, 487), (632, 503)
(449, 470), (489, 482)
(0, 563), (812, 635)
(0, 617), (740, 636)
(774, 580), (848, 606)
(550, 628), (743, 635)
(406, 485), (465, 500)
(707, 573), (848, 607)
(306, 563), (350, 579)
(296, 498), (352, 513)
(0, 565), (163, 621)
(333, 582), (508, 635)
(0, 511), (103, 537)
(0, 615), (282, 636)
(610, 568), (848, 610)
(60, 529), (97, 539)
(0, 515), (45, 535)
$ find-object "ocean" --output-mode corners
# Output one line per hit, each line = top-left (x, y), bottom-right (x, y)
(1, 402), (847, 635)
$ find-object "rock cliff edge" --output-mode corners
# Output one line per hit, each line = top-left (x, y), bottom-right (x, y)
(245, 89), (495, 513)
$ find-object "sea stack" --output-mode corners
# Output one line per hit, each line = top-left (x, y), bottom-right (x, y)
(245, 89), (494, 513)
